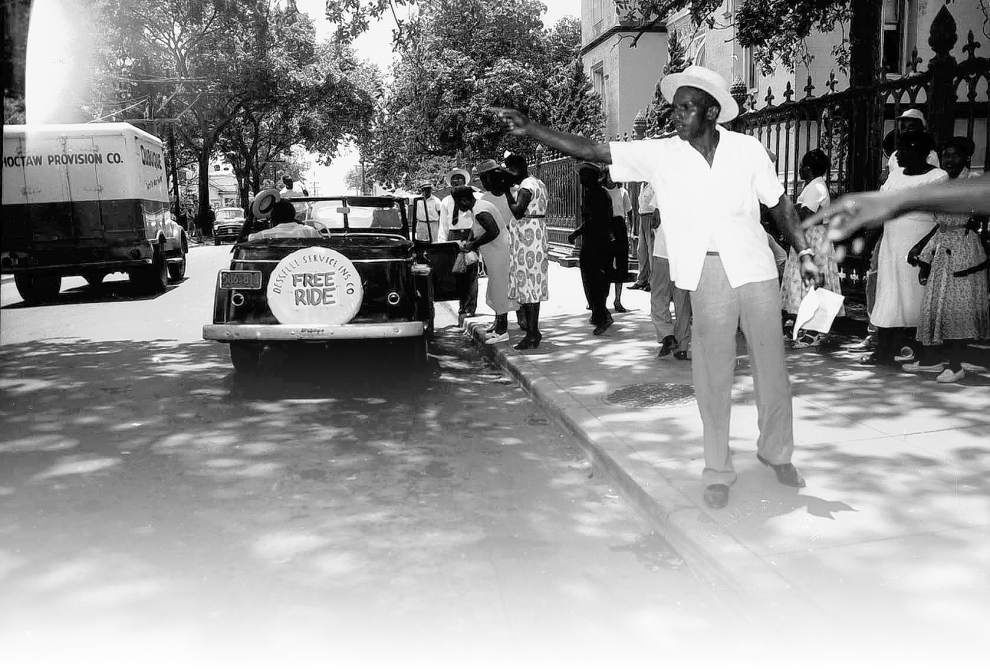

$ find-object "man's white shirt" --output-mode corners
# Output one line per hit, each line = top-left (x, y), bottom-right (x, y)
(609, 128), (784, 291)
(605, 186), (632, 218)
(413, 195), (443, 241)
(438, 194), (476, 241)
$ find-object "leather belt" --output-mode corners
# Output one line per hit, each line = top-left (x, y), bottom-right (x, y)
(706, 251), (720, 256)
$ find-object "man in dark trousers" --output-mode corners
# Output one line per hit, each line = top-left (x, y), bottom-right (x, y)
(569, 163), (615, 336)
(499, 66), (822, 509)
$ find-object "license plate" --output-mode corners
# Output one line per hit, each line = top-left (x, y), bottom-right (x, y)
(220, 270), (262, 290)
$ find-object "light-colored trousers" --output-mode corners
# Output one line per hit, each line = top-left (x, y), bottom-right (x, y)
(636, 214), (656, 283)
(691, 255), (795, 486)
(650, 256), (691, 353)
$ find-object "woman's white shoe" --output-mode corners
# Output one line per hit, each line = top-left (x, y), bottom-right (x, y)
(935, 367), (966, 383)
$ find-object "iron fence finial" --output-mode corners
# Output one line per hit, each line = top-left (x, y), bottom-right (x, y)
(963, 30), (981, 62)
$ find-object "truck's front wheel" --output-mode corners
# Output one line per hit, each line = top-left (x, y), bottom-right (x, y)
(167, 247), (186, 282)
(130, 245), (168, 295)
(14, 274), (61, 305)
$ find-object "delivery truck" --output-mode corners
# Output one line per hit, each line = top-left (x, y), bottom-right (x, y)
(1, 123), (187, 304)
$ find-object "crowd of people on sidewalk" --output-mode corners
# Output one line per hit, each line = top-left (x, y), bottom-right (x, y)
(491, 65), (988, 509)
(422, 154), (551, 350)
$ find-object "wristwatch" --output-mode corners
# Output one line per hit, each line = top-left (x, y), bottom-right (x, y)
(797, 248), (814, 260)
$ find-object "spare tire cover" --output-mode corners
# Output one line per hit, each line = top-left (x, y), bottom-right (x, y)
(266, 247), (363, 324)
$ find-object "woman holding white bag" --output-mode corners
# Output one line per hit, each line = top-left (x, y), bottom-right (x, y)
(780, 149), (845, 348)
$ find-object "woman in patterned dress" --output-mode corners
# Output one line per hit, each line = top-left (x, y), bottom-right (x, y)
(904, 137), (989, 383)
(780, 149), (844, 348)
(504, 153), (550, 349)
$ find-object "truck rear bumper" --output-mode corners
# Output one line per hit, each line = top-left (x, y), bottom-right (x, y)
(203, 322), (425, 342)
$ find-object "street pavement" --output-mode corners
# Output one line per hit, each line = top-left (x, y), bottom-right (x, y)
(1, 246), (737, 670)
(456, 263), (990, 665)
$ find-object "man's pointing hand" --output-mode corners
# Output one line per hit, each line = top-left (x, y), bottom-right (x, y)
(497, 108), (530, 136)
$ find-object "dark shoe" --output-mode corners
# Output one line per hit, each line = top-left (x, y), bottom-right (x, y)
(703, 484), (730, 509)
(673, 350), (690, 361)
(628, 282), (645, 290)
(613, 302), (628, 313)
(657, 335), (676, 358)
(512, 336), (535, 351)
(859, 352), (892, 366)
(592, 316), (614, 336)
(757, 454), (806, 488)
(640, 283), (651, 292)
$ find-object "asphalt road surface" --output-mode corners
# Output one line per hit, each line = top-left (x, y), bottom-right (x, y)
(0, 245), (730, 670)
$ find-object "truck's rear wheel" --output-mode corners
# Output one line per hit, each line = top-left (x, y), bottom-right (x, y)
(230, 343), (263, 375)
(130, 246), (168, 295)
(83, 272), (105, 286)
(167, 247), (186, 282)
(14, 274), (61, 304)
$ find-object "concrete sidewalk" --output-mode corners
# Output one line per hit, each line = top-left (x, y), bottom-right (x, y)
(442, 263), (989, 660)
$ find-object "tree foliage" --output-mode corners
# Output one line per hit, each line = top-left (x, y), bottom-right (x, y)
(356, 3), (603, 189)
(644, 28), (691, 137)
(90, 0), (376, 215)
(614, 0), (855, 74)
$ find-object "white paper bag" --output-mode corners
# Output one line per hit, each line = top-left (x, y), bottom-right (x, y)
(793, 288), (845, 339)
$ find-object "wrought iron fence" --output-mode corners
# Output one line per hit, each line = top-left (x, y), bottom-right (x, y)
(729, 5), (989, 298)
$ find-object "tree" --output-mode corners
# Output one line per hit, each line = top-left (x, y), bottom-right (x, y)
(547, 58), (605, 141)
(93, 0), (260, 227)
(613, 1), (868, 79)
(644, 29), (691, 137)
(356, 2), (602, 188)
(215, 9), (377, 207)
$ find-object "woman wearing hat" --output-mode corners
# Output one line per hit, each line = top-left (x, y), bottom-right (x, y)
(865, 131), (948, 367)
(503, 153), (550, 349)
(450, 185), (507, 338)
(474, 160), (519, 342)
(569, 162), (617, 335)
(498, 65), (822, 509)
(440, 169), (479, 317)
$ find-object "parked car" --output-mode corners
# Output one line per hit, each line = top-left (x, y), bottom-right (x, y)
(213, 207), (246, 244)
(203, 195), (460, 374)
(2, 123), (187, 303)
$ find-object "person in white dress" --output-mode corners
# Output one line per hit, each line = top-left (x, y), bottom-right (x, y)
(475, 160), (519, 343)
(863, 131), (948, 365)
(440, 169), (479, 317)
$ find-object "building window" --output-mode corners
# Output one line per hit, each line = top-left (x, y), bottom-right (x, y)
(744, 46), (757, 89)
(688, 32), (707, 68)
(590, 61), (607, 118)
(590, 0), (610, 36)
(882, 0), (916, 75)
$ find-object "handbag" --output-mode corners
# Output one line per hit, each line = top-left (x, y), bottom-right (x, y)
(452, 250), (478, 274)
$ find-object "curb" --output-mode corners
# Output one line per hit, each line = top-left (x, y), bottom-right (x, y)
(440, 302), (815, 617)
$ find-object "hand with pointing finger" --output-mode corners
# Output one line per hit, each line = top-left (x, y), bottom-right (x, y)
(497, 108), (530, 136)
(803, 191), (903, 242)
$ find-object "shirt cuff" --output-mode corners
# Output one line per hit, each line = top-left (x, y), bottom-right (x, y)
(607, 142), (643, 183)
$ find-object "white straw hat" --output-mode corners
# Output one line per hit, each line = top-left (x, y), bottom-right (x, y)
(660, 65), (739, 123)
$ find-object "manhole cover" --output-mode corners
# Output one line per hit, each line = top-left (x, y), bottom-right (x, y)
(604, 383), (695, 408)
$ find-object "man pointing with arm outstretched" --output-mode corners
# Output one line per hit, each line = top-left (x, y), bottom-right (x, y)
(499, 66), (821, 509)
